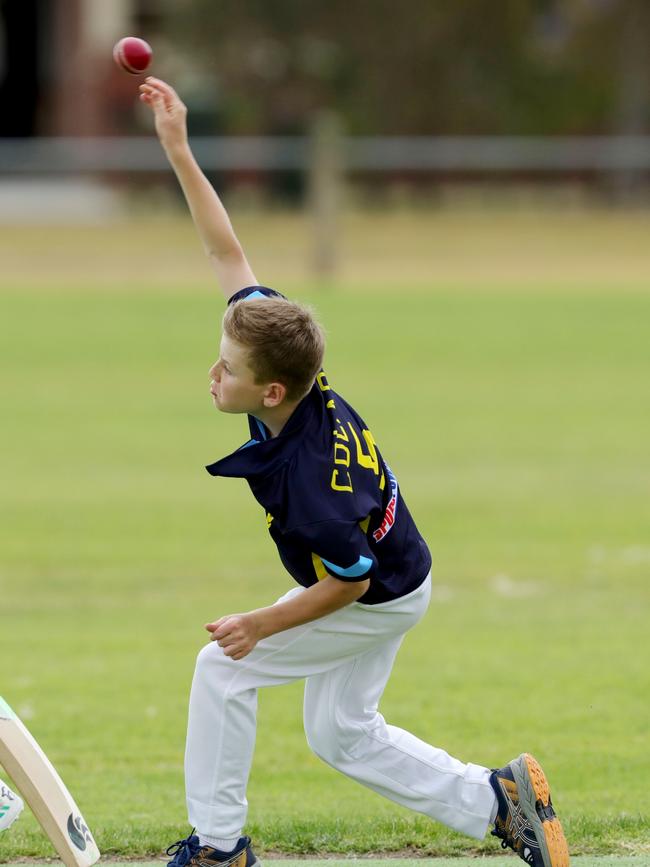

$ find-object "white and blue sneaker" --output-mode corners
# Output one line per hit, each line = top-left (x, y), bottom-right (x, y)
(0, 780), (24, 832)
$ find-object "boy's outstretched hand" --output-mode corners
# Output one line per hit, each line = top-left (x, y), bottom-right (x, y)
(206, 613), (263, 661)
(139, 77), (188, 154)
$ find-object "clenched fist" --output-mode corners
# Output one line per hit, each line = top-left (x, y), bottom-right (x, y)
(205, 612), (263, 661)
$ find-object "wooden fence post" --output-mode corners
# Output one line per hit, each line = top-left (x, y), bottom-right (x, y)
(308, 110), (344, 280)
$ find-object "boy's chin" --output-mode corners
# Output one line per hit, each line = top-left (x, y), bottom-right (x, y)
(211, 393), (258, 415)
(215, 402), (249, 415)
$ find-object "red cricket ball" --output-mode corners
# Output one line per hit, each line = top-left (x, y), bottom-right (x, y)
(113, 37), (153, 75)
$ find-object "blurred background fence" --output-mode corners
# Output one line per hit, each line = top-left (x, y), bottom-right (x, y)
(2, 132), (650, 173)
(3, 0), (650, 179)
(2, 0), (650, 275)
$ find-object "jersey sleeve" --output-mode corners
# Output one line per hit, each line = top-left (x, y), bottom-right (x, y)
(228, 285), (286, 305)
(291, 520), (379, 584)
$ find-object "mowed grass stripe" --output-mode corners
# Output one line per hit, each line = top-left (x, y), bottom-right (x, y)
(23, 859), (650, 867)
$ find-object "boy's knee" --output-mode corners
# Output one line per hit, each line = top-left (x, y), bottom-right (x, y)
(193, 641), (233, 688)
(195, 640), (219, 668)
(304, 711), (360, 766)
(304, 716), (336, 764)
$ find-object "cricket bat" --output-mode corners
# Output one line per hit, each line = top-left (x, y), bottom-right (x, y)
(0, 696), (100, 867)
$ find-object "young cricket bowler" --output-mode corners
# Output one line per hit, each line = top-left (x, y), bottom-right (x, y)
(139, 77), (570, 867)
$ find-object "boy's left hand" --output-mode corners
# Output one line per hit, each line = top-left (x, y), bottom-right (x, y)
(206, 612), (262, 660)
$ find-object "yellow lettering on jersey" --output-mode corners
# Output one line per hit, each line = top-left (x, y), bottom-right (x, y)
(359, 515), (371, 533)
(266, 512), (274, 528)
(332, 426), (353, 490)
(331, 469), (353, 491)
(333, 418), (349, 441)
(318, 372), (336, 407)
(334, 441), (351, 466)
(363, 430), (379, 466)
(347, 423), (379, 475)
(311, 552), (329, 581)
(379, 471), (386, 491)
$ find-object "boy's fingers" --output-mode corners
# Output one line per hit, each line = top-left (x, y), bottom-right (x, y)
(144, 76), (179, 107)
(145, 75), (175, 94)
(139, 83), (163, 105)
(205, 615), (228, 631)
(213, 618), (235, 640)
(224, 639), (246, 653)
(148, 90), (171, 117)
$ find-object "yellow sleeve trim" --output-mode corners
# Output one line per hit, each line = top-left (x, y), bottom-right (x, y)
(311, 552), (329, 581)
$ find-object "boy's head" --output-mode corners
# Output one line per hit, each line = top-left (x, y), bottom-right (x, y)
(209, 297), (325, 414)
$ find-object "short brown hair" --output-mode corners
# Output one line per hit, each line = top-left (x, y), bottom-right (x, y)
(223, 297), (326, 401)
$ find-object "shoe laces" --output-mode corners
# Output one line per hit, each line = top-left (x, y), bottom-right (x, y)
(166, 830), (202, 867)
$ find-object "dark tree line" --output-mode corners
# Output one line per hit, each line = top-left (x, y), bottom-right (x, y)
(158, 0), (650, 135)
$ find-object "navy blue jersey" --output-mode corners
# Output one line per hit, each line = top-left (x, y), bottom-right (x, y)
(206, 286), (431, 604)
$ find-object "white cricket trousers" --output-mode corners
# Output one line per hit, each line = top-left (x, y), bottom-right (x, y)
(184, 574), (496, 841)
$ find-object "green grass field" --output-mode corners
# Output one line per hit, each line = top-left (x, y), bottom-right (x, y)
(22, 861), (650, 867)
(1, 211), (649, 863)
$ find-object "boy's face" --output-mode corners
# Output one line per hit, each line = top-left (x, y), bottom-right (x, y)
(209, 334), (279, 414)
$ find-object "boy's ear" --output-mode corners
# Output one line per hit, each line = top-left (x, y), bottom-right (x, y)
(262, 382), (288, 408)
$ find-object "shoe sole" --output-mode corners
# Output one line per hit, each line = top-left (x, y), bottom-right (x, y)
(511, 753), (570, 867)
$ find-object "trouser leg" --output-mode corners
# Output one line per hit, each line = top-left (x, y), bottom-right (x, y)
(184, 608), (336, 838)
(185, 642), (260, 839)
(302, 638), (495, 840)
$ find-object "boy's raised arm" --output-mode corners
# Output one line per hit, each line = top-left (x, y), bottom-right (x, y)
(139, 77), (258, 301)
